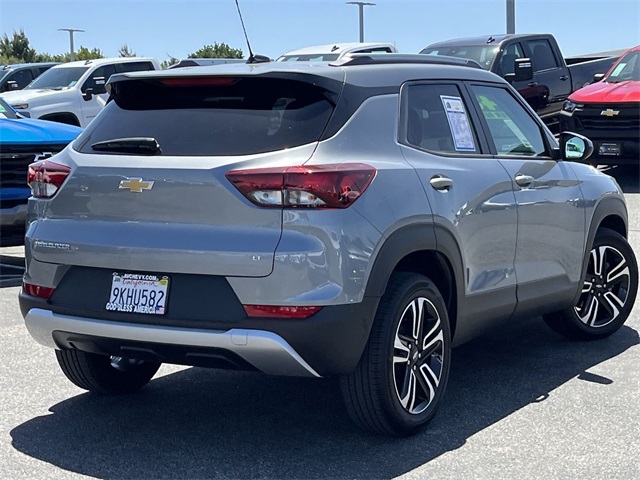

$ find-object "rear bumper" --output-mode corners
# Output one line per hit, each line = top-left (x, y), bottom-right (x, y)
(25, 308), (320, 377)
(20, 293), (380, 377)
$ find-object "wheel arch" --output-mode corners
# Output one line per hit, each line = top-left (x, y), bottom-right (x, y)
(39, 112), (81, 126)
(574, 196), (629, 304)
(364, 224), (464, 341)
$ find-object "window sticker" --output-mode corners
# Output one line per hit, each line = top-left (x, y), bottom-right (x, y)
(440, 95), (476, 151)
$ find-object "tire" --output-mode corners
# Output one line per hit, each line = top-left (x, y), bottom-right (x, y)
(544, 228), (638, 340)
(340, 272), (451, 436)
(55, 349), (161, 394)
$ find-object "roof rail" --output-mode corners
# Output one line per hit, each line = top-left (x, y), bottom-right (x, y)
(331, 53), (483, 69)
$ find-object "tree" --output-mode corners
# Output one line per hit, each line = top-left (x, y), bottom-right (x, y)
(0, 29), (37, 63)
(118, 44), (136, 57)
(188, 42), (243, 59)
(74, 46), (104, 61)
(160, 55), (179, 69)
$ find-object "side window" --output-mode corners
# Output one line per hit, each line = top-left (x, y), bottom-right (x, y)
(527, 39), (559, 72)
(118, 61), (154, 73)
(37, 66), (53, 75)
(471, 85), (548, 157)
(498, 42), (525, 75)
(82, 64), (117, 94)
(403, 84), (479, 154)
(9, 69), (35, 89)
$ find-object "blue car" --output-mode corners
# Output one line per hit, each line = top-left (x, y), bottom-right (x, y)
(0, 97), (82, 246)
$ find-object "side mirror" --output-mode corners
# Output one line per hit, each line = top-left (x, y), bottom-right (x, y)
(504, 58), (534, 83)
(7, 80), (20, 90)
(91, 77), (107, 95)
(559, 132), (594, 162)
(82, 87), (94, 101)
(593, 73), (606, 82)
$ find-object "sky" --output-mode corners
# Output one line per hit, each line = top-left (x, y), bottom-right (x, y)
(1, 0), (639, 62)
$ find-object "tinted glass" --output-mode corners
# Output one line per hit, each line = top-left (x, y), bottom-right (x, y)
(119, 61), (154, 73)
(404, 83), (478, 154)
(82, 64), (117, 93)
(606, 50), (640, 82)
(10, 69), (34, 88)
(28, 66), (89, 89)
(471, 85), (547, 157)
(528, 39), (558, 71)
(497, 43), (524, 75)
(75, 77), (336, 156)
(420, 45), (499, 69)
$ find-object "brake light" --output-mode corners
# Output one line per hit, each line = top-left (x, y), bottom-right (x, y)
(226, 163), (376, 209)
(243, 305), (322, 319)
(27, 160), (71, 198)
(23, 282), (55, 299)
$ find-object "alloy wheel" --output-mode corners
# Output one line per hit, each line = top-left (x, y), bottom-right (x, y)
(575, 245), (631, 328)
(392, 296), (445, 415)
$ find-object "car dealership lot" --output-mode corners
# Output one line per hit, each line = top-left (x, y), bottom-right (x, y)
(0, 169), (638, 479)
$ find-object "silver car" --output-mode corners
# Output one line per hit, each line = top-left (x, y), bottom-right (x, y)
(20, 54), (638, 436)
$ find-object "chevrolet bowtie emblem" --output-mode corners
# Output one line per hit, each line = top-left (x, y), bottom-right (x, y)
(600, 109), (620, 117)
(119, 177), (154, 192)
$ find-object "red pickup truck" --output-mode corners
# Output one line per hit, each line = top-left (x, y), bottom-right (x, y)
(559, 46), (639, 167)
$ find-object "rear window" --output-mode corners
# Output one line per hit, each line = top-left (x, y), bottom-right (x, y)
(74, 77), (336, 156)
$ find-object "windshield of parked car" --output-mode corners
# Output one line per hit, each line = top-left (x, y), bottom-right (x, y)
(278, 54), (340, 62)
(420, 45), (499, 69)
(0, 97), (19, 119)
(74, 76), (338, 156)
(605, 50), (640, 82)
(26, 66), (89, 90)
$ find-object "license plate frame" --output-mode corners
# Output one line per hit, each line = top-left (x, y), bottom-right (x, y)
(106, 272), (170, 315)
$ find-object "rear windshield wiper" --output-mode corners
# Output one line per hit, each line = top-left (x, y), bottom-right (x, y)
(91, 137), (162, 155)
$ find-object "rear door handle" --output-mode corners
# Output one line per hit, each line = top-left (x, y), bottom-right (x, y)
(527, 81), (538, 87)
(430, 175), (453, 191)
(559, 75), (569, 81)
(515, 174), (534, 187)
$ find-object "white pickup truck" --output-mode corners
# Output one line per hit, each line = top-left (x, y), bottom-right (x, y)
(277, 42), (398, 62)
(0, 57), (161, 127)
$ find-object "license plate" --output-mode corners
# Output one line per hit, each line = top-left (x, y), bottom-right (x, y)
(599, 143), (621, 156)
(106, 272), (169, 315)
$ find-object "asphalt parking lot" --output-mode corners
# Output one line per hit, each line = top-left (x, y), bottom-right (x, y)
(0, 167), (638, 480)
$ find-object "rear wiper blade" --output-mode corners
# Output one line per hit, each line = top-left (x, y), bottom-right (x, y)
(91, 137), (162, 155)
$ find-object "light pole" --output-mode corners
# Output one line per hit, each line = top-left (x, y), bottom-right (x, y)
(506, 0), (515, 34)
(58, 28), (84, 61)
(346, 2), (376, 43)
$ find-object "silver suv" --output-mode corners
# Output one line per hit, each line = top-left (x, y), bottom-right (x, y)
(20, 54), (638, 436)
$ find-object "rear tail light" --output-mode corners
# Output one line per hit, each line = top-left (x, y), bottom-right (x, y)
(226, 163), (376, 209)
(27, 160), (71, 198)
(243, 305), (322, 319)
(23, 282), (55, 299)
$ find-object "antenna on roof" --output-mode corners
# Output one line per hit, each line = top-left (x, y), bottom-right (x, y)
(234, 0), (270, 64)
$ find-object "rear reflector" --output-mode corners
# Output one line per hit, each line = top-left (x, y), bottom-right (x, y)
(226, 163), (376, 209)
(23, 282), (55, 299)
(243, 305), (322, 319)
(27, 159), (71, 198)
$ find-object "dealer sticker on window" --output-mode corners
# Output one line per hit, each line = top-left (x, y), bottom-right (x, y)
(440, 95), (476, 152)
(106, 272), (169, 315)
